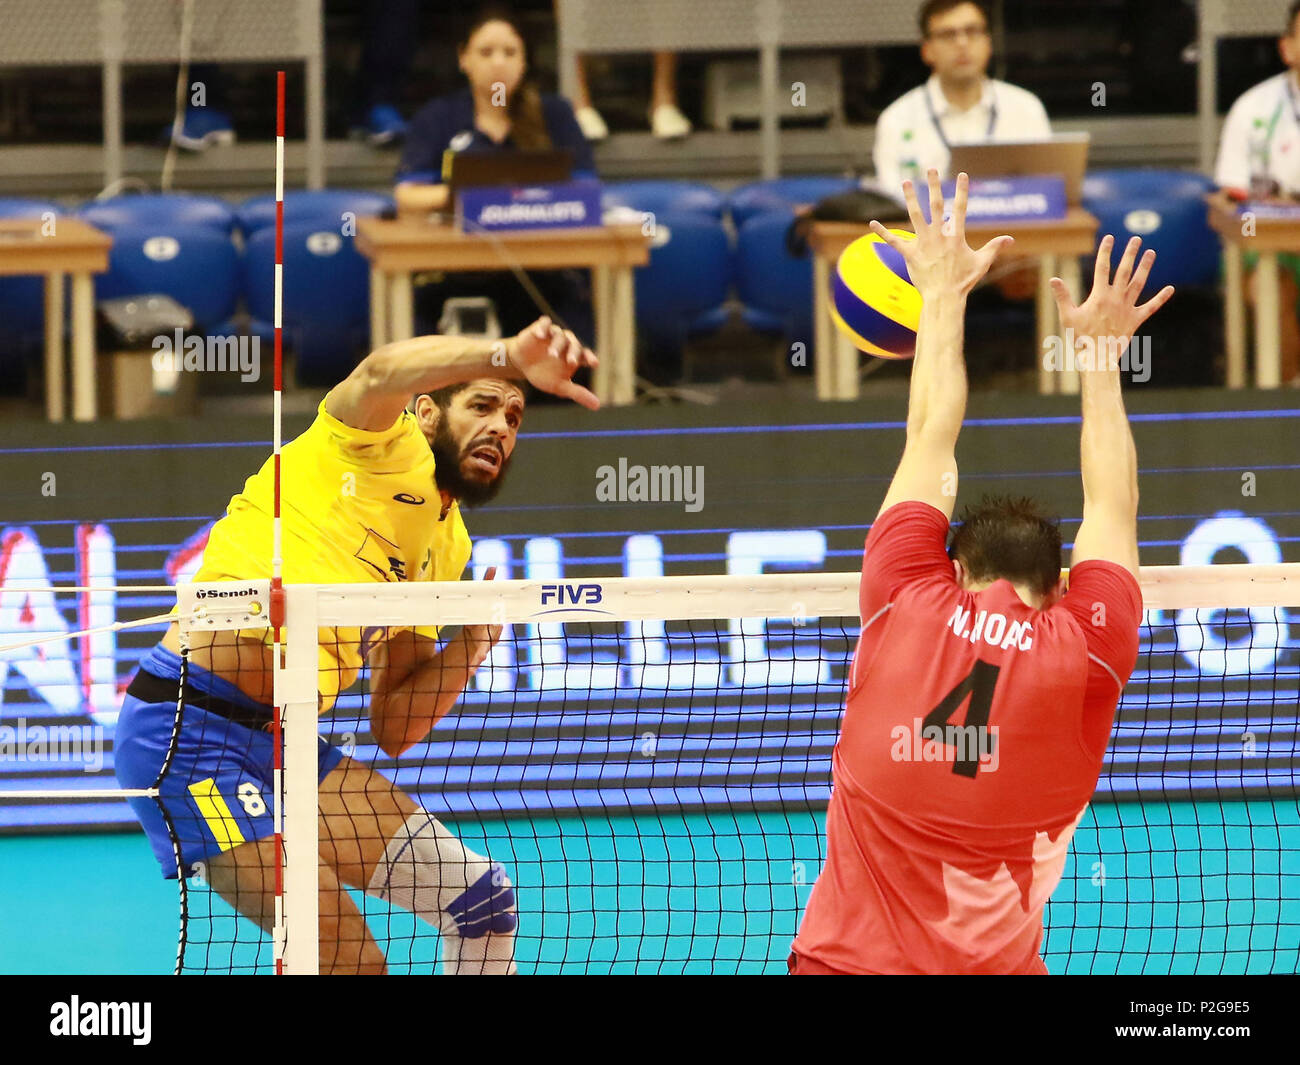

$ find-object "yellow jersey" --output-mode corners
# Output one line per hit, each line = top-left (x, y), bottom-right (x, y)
(195, 399), (471, 707)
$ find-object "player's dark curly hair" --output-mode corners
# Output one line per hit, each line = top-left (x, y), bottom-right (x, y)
(947, 494), (1062, 597)
(417, 382), (474, 411)
(411, 379), (528, 414)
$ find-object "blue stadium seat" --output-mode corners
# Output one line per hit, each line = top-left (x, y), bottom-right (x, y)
(242, 221), (370, 385)
(0, 200), (63, 376)
(634, 211), (733, 357)
(237, 189), (394, 237)
(79, 193), (237, 235)
(727, 176), (858, 229)
(95, 223), (239, 330)
(1080, 169), (1221, 291)
(1082, 168), (1215, 202)
(734, 209), (814, 352)
(601, 181), (726, 221)
(0, 198), (62, 220)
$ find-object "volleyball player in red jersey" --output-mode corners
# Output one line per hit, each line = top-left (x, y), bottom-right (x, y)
(790, 170), (1174, 975)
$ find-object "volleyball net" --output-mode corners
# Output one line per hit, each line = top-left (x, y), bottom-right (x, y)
(165, 564), (1299, 974)
(1, 564), (1298, 974)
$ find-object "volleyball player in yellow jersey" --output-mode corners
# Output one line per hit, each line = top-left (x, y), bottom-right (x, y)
(115, 315), (597, 974)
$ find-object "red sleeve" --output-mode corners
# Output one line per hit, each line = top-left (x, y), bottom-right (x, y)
(1054, 560), (1143, 753)
(859, 501), (955, 621)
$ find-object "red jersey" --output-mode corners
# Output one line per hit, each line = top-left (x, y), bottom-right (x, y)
(792, 501), (1142, 974)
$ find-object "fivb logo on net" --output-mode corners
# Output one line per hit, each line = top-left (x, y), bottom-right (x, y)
(0, 718), (104, 773)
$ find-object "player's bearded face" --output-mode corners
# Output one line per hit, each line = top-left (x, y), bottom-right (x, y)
(429, 395), (519, 507)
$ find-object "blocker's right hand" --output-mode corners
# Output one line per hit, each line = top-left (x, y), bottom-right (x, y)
(505, 316), (600, 410)
(869, 169), (1013, 299)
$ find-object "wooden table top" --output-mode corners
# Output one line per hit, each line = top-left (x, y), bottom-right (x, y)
(809, 207), (1100, 259)
(1206, 193), (1300, 250)
(355, 217), (652, 271)
(0, 216), (111, 276)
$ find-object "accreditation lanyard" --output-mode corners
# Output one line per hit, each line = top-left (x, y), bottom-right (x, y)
(1282, 75), (1300, 142)
(924, 83), (998, 152)
(1251, 79), (1295, 173)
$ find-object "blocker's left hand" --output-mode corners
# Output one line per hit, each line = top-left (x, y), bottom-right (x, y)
(1050, 234), (1175, 355)
(870, 169), (1014, 299)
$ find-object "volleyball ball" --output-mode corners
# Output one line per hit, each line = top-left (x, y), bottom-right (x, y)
(830, 229), (920, 359)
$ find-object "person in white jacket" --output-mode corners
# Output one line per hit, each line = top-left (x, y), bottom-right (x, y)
(872, 0), (1051, 196)
(1214, 0), (1300, 386)
(873, 0), (1051, 302)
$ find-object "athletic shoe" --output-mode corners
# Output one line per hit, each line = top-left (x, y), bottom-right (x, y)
(358, 103), (407, 147)
(168, 107), (236, 152)
(575, 105), (609, 141)
(650, 103), (692, 140)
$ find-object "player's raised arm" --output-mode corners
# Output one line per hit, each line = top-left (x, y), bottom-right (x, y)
(1050, 236), (1174, 579)
(367, 624), (501, 757)
(326, 315), (600, 432)
(873, 170), (1013, 520)
(367, 571), (503, 758)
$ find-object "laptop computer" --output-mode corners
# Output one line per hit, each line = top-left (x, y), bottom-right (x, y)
(444, 148), (575, 199)
(948, 133), (1090, 204)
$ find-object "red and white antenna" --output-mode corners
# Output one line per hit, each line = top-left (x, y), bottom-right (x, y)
(270, 68), (287, 976)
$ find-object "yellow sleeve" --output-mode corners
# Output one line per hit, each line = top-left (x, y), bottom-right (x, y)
(311, 398), (426, 473)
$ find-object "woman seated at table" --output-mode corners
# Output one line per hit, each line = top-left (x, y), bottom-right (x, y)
(395, 4), (597, 345)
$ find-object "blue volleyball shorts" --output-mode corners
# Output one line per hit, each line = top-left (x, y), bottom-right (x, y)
(114, 644), (346, 879)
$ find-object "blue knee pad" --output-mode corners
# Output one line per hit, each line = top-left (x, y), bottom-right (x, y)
(446, 862), (518, 938)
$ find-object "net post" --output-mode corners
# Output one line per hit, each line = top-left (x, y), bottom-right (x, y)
(277, 583), (320, 975)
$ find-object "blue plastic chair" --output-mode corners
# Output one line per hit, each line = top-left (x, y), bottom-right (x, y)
(727, 176), (858, 229)
(237, 189), (394, 237)
(634, 211), (733, 362)
(1081, 169), (1221, 291)
(1082, 168), (1215, 202)
(602, 181), (727, 221)
(95, 223), (239, 329)
(79, 193), (237, 236)
(735, 209), (814, 353)
(0, 200), (63, 371)
(242, 221), (370, 385)
(0, 198), (62, 220)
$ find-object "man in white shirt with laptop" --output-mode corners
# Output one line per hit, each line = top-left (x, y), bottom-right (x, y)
(1213, 0), (1300, 386)
(873, 0), (1052, 194)
(873, 0), (1051, 301)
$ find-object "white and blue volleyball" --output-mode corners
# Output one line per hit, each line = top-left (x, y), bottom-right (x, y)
(830, 229), (920, 359)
